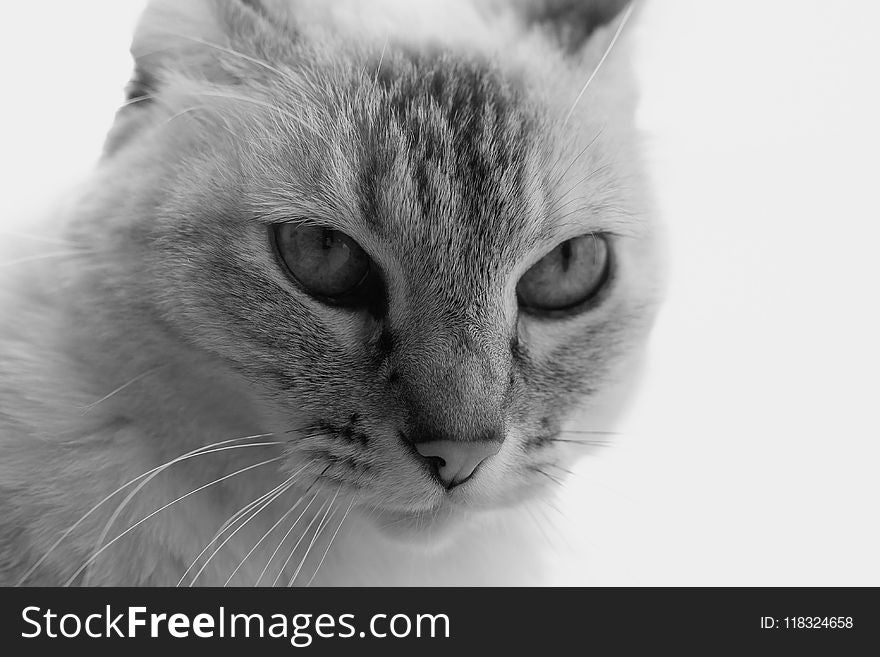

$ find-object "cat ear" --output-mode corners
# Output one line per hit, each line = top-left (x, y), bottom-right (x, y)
(126, 0), (292, 101)
(487, 0), (633, 54)
(104, 0), (284, 153)
(128, 0), (222, 101)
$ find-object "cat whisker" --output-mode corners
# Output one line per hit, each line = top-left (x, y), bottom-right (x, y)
(66, 455), (284, 587)
(177, 472), (300, 587)
(162, 33), (293, 84)
(0, 231), (84, 247)
(119, 93), (158, 108)
(558, 428), (619, 434)
(531, 466), (566, 488)
(222, 460), (316, 586)
(547, 164), (614, 214)
(204, 453), (310, 541)
(0, 251), (95, 269)
(558, 429), (624, 442)
(159, 32), (329, 105)
(562, 2), (634, 127)
(558, 428), (620, 437)
(259, 465), (332, 588)
(143, 39), (311, 115)
(16, 432), (277, 586)
(547, 128), (603, 190)
(525, 504), (556, 551)
(193, 91), (332, 147)
(93, 441), (282, 574)
(186, 476), (297, 587)
(550, 206), (601, 226)
(284, 427), (328, 436)
(548, 215), (641, 240)
(540, 497), (569, 521)
(288, 488), (341, 587)
(546, 438), (612, 448)
(538, 429), (619, 449)
(554, 199), (638, 226)
(544, 463), (576, 477)
(153, 104), (240, 140)
(306, 496), (355, 587)
(374, 37), (389, 83)
(81, 367), (161, 415)
(271, 494), (331, 587)
(255, 491), (320, 587)
(535, 501), (575, 552)
(215, 488), (275, 539)
(547, 193), (606, 221)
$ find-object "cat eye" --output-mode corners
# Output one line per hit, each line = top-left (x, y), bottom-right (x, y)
(516, 234), (610, 313)
(273, 224), (373, 303)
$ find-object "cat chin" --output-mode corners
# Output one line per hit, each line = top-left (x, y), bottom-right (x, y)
(363, 504), (476, 553)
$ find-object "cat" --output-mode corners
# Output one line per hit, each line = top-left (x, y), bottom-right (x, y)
(0, 0), (661, 586)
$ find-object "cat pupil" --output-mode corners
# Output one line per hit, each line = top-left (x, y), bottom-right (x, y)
(560, 240), (573, 272)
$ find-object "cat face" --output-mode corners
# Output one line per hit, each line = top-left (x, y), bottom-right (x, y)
(93, 0), (660, 539)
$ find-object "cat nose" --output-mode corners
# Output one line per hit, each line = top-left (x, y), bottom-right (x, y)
(411, 438), (502, 489)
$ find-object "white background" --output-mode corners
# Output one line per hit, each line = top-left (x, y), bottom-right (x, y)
(1, 1), (878, 585)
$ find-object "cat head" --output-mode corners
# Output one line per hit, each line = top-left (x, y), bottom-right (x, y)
(86, 0), (661, 539)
